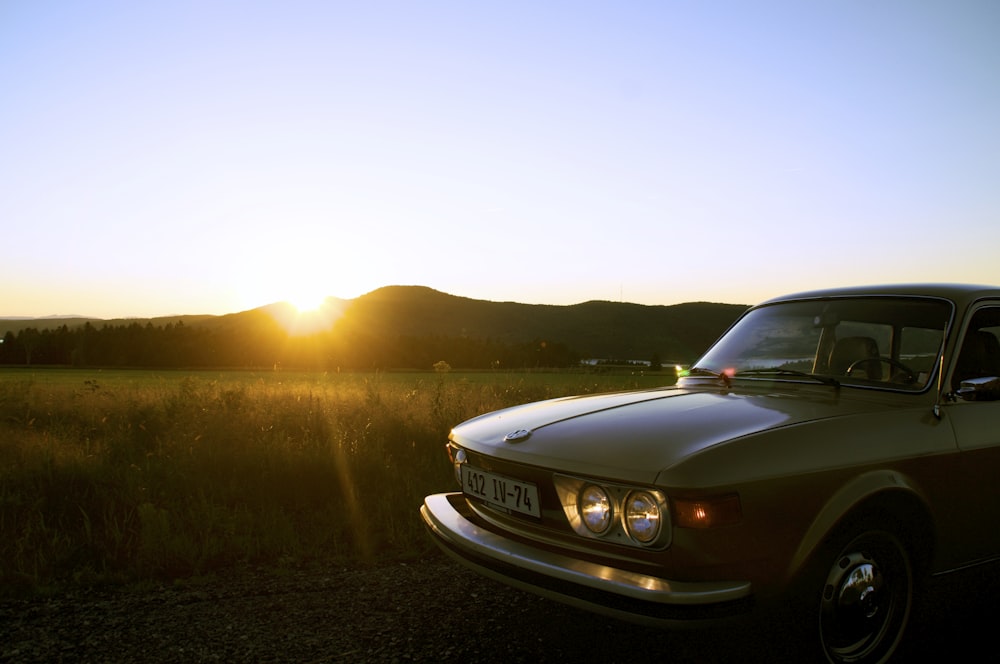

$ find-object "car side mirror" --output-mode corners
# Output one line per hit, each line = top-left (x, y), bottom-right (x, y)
(956, 376), (1000, 402)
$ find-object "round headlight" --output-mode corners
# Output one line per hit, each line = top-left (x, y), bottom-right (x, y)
(624, 491), (661, 544)
(579, 484), (612, 534)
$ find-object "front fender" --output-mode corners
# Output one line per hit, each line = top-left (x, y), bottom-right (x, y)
(784, 469), (930, 582)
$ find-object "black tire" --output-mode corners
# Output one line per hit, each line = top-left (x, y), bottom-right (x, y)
(816, 528), (914, 664)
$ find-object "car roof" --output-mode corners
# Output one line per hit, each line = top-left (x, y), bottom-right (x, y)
(758, 284), (1000, 309)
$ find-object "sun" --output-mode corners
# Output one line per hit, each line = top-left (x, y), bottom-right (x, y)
(232, 259), (351, 334)
(272, 289), (350, 336)
(274, 290), (340, 335)
(287, 291), (329, 315)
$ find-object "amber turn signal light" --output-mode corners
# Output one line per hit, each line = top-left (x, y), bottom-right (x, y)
(674, 494), (742, 529)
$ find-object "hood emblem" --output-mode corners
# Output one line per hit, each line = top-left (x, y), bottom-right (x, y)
(503, 429), (532, 443)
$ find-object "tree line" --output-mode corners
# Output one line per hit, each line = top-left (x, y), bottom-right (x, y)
(0, 320), (582, 370)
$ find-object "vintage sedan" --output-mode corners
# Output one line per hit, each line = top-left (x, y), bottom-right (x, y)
(420, 284), (1000, 663)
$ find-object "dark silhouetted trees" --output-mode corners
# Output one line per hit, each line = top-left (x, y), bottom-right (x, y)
(0, 321), (581, 370)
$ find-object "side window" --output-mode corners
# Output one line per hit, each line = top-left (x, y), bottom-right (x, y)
(952, 307), (1000, 392)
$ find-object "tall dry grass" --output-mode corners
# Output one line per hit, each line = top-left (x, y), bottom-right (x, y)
(0, 370), (666, 595)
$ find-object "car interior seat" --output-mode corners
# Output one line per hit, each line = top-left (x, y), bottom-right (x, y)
(829, 336), (883, 380)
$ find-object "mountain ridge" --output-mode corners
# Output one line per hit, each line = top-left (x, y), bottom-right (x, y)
(1, 286), (749, 366)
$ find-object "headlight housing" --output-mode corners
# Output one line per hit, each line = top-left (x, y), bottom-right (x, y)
(579, 484), (612, 534)
(447, 443), (466, 486)
(623, 491), (661, 543)
(554, 475), (671, 549)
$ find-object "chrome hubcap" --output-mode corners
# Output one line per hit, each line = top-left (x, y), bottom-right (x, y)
(821, 551), (891, 660)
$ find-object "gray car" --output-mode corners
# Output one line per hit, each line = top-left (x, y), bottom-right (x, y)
(421, 284), (1000, 663)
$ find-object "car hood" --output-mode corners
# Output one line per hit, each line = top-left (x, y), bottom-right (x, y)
(450, 385), (889, 485)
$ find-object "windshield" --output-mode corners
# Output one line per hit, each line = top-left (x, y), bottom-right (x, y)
(686, 296), (952, 391)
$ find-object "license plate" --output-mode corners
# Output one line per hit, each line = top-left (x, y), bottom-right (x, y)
(461, 464), (541, 518)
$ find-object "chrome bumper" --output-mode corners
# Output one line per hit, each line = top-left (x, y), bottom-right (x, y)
(420, 492), (752, 622)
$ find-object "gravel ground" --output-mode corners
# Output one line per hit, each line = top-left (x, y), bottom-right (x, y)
(2, 554), (996, 663)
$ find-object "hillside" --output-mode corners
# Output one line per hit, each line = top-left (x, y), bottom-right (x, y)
(325, 286), (746, 362)
(1, 286), (748, 368)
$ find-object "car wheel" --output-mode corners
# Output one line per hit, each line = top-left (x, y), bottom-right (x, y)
(817, 528), (913, 664)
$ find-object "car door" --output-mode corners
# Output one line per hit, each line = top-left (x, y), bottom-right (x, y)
(943, 303), (1000, 563)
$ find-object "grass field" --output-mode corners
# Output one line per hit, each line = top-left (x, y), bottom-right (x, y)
(0, 367), (672, 596)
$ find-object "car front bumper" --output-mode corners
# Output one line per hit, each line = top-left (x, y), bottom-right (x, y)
(420, 492), (753, 627)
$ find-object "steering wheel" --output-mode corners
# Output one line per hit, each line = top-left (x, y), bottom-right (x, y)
(846, 357), (918, 384)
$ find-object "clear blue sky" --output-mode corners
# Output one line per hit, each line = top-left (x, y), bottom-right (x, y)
(2, 1), (999, 318)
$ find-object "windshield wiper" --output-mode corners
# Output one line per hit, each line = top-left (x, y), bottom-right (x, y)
(685, 366), (733, 387)
(687, 367), (723, 377)
(736, 368), (840, 388)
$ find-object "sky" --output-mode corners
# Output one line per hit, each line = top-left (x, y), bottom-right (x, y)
(2, 1), (999, 319)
